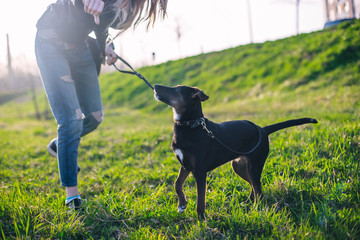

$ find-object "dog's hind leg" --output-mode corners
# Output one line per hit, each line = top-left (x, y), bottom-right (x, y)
(247, 163), (263, 201)
(246, 150), (269, 201)
(231, 157), (255, 201)
(231, 157), (251, 182)
(175, 166), (190, 213)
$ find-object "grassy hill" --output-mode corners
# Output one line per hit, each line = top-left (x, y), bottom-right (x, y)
(100, 21), (359, 113)
(0, 21), (359, 239)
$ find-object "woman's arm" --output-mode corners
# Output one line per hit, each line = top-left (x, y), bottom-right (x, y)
(82, 0), (117, 65)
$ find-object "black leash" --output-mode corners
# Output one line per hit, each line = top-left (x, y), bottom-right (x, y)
(112, 54), (154, 90)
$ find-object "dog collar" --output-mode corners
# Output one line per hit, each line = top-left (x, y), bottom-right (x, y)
(175, 117), (206, 128)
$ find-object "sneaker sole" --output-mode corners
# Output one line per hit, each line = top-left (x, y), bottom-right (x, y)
(47, 143), (57, 157)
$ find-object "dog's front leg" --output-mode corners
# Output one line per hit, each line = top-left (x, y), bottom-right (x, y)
(175, 166), (190, 213)
(194, 171), (207, 220)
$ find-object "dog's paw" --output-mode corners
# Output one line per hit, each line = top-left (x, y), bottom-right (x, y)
(178, 205), (187, 213)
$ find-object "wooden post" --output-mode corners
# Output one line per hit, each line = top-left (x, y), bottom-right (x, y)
(29, 74), (41, 120)
(350, 0), (355, 18)
(5, 33), (13, 90)
(246, 0), (254, 43)
(296, 0), (300, 35)
(324, 0), (330, 22)
(7, 34), (12, 76)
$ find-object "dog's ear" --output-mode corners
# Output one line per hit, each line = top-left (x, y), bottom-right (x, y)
(192, 89), (209, 102)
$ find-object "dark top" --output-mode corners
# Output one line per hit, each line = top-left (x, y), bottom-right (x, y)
(37, 0), (119, 51)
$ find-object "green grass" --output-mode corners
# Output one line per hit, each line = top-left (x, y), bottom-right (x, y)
(0, 21), (359, 239)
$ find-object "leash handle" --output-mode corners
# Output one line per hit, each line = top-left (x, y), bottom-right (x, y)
(112, 54), (154, 90)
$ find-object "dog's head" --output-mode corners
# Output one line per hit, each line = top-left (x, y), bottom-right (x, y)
(154, 84), (209, 121)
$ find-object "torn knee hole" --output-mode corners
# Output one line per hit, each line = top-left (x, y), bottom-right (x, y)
(75, 108), (84, 120)
(92, 110), (103, 122)
(60, 75), (74, 83)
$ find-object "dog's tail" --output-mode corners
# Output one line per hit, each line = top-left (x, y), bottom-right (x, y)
(263, 118), (318, 135)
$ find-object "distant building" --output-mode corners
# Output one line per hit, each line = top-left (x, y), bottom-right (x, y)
(324, 0), (360, 22)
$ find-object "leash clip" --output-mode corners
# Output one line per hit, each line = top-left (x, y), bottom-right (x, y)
(200, 118), (214, 139)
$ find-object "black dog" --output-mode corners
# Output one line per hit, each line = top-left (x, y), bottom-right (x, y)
(154, 84), (317, 219)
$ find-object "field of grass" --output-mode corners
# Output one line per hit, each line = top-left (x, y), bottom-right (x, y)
(0, 21), (359, 239)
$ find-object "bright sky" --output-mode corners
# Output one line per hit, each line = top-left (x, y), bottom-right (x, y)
(0, 0), (325, 73)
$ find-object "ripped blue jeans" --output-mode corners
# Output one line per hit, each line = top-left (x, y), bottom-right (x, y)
(35, 31), (103, 187)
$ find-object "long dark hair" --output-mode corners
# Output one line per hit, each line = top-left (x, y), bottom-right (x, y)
(110, 0), (168, 32)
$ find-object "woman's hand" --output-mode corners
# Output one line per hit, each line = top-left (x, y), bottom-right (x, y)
(105, 44), (118, 65)
(82, 0), (104, 25)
